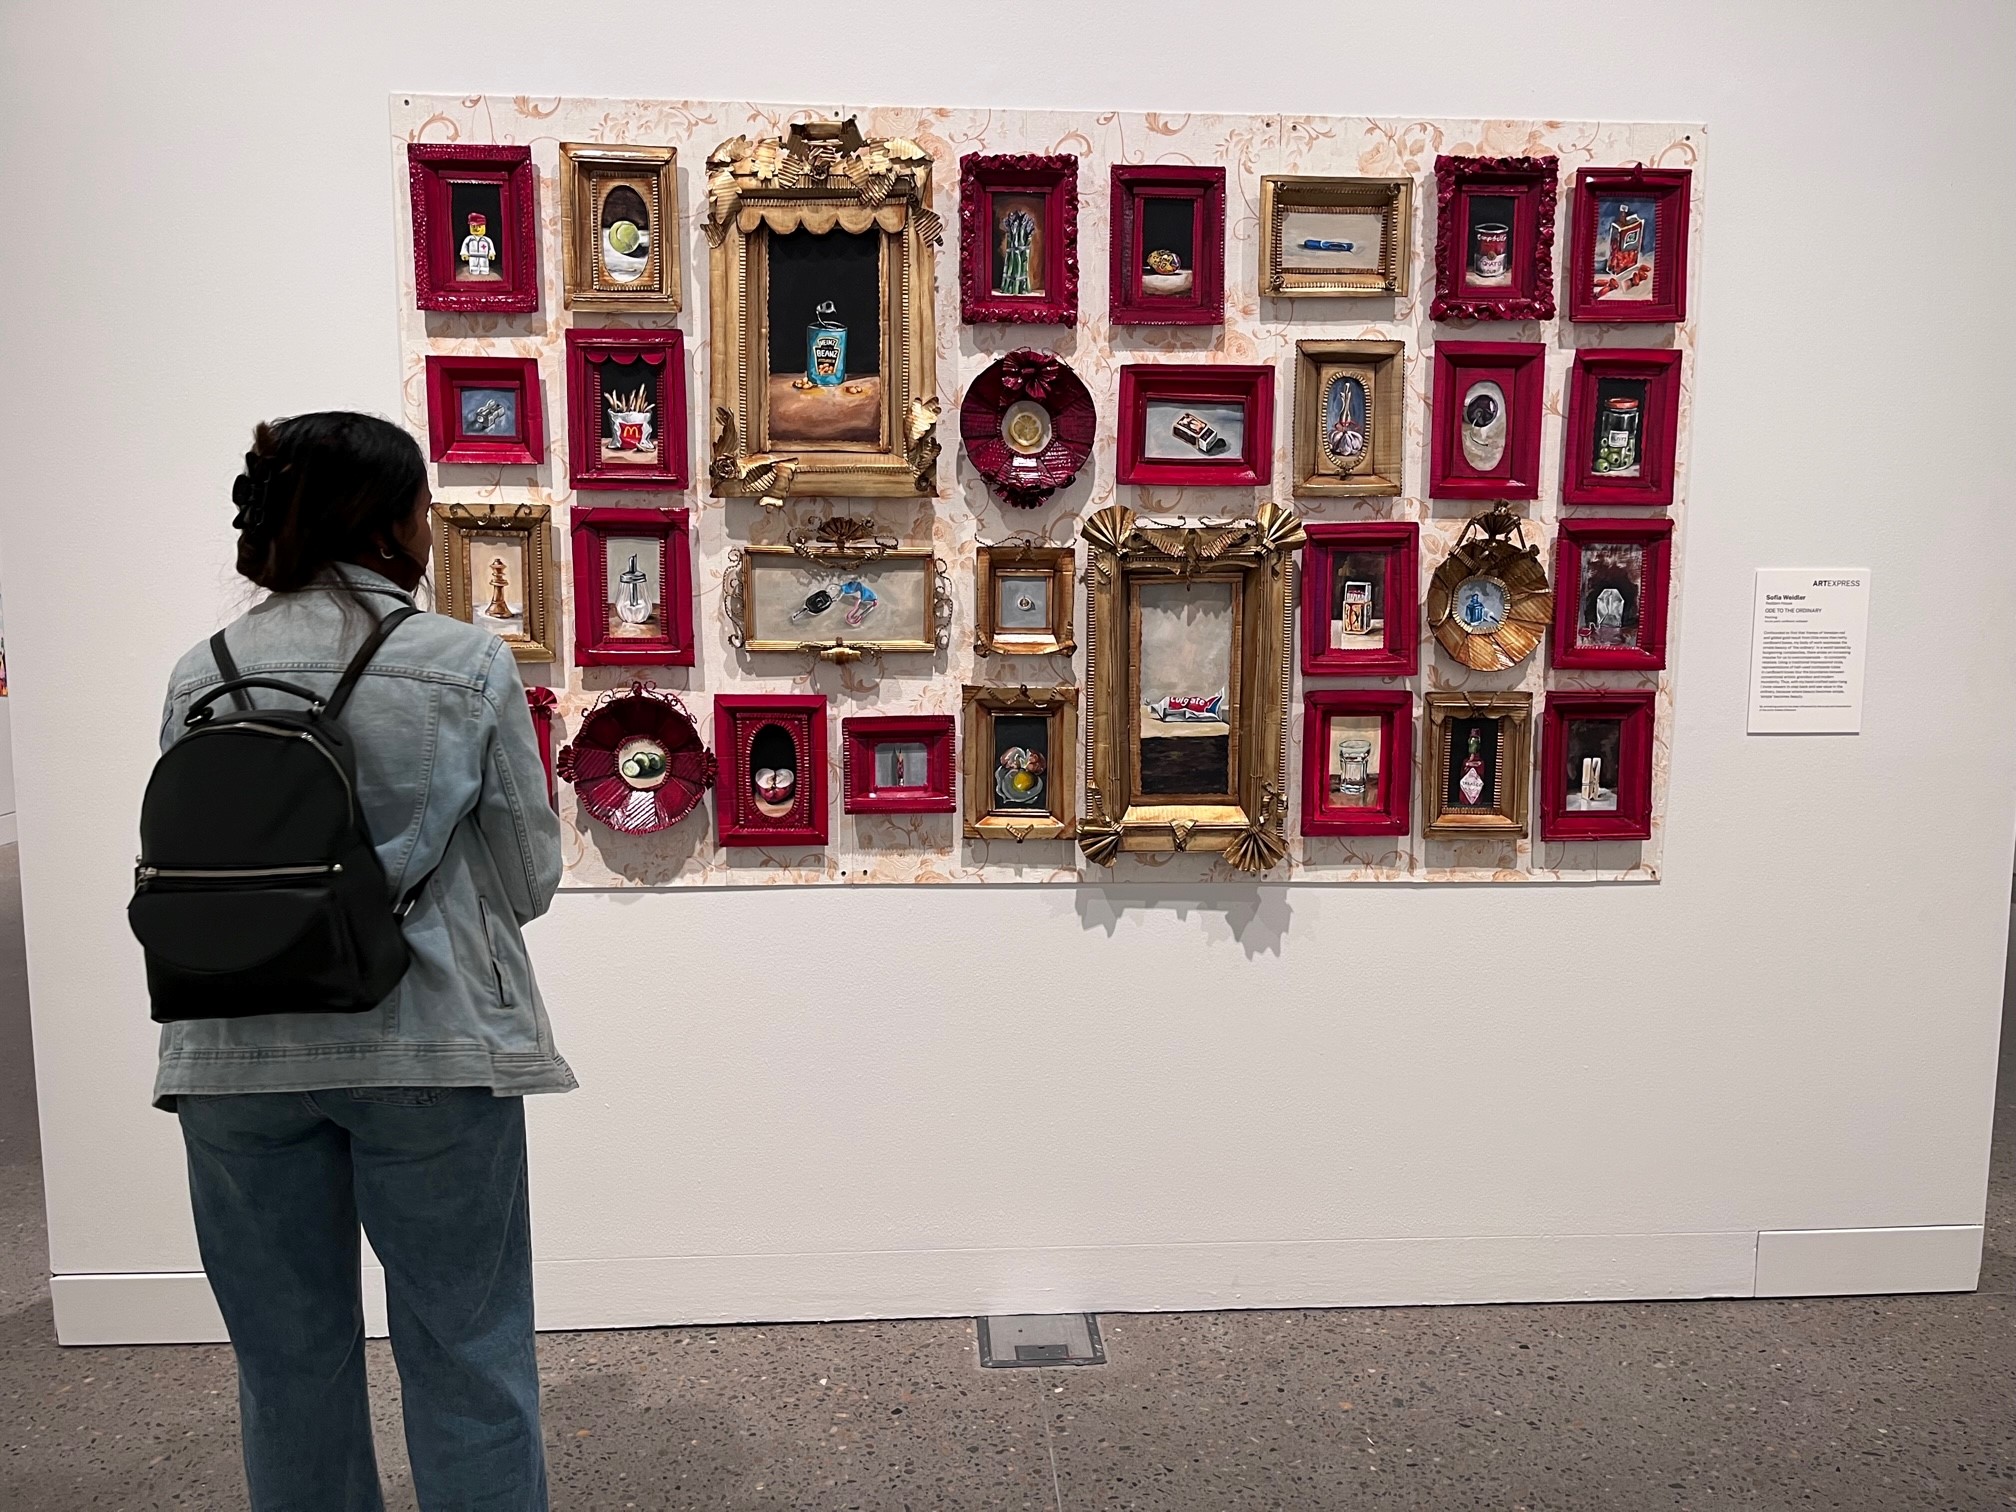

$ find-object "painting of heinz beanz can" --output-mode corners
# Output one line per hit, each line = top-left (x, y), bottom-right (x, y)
(1592, 195), (1658, 303)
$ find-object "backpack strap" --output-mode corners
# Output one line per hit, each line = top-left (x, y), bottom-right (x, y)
(209, 630), (252, 712)
(323, 606), (421, 722)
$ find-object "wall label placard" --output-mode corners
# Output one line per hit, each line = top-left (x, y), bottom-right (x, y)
(1747, 569), (1870, 734)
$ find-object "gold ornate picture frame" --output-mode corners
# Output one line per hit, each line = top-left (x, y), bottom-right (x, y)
(1077, 504), (1305, 873)
(1259, 175), (1412, 298)
(725, 516), (950, 663)
(1424, 691), (1532, 839)
(431, 502), (556, 662)
(975, 541), (1075, 658)
(560, 142), (680, 312)
(705, 119), (942, 502)
(961, 683), (1078, 842)
(1427, 505), (1554, 671)
(1292, 339), (1405, 497)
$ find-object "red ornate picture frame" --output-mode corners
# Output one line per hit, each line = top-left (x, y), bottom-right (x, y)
(841, 715), (956, 815)
(424, 355), (544, 466)
(1300, 521), (1419, 678)
(564, 328), (689, 492)
(1561, 349), (1683, 507)
(1116, 363), (1273, 487)
(407, 143), (540, 314)
(1429, 341), (1545, 500)
(713, 694), (828, 848)
(1569, 166), (1691, 324)
(525, 687), (557, 807)
(1109, 165), (1225, 326)
(1551, 516), (1673, 671)
(959, 350), (1096, 510)
(1539, 690), (1655, 843)
(960, 153), (1079, 326)
(569, 507), (695, 668)
(1428, 154), (1557, 322)
(1300, 690), (1413, 838)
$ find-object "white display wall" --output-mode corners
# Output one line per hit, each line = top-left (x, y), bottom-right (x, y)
(1, 1), (2009, 1343)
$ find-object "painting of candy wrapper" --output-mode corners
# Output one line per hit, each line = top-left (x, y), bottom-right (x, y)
(1148, 692), (1227, 723)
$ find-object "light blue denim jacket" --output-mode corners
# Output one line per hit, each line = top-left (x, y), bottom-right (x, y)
(151, 567), (575, 1107)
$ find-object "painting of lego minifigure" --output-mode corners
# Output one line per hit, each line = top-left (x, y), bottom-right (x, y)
(449, 182), (506, 283)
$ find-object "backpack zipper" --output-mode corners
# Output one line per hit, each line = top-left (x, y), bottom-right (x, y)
(185, 721), (357, 824)
(135, 862), (343, 883)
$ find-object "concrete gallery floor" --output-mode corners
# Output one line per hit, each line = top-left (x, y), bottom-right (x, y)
(1, 854), (2012, 1509)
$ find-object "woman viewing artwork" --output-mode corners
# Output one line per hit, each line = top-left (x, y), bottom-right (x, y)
(153, 411), (569, 1510)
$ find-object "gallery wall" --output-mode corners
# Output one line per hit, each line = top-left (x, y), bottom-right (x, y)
(1, 0), (2011, 1340)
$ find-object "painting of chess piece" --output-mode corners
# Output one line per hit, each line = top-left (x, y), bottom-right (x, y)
(764, 228), (884, 446)
(991, 194), (1046, 298)
(603, 536), (662, 640)
(468, 535), (525, 640)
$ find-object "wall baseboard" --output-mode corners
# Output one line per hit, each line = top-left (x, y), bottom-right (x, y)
(1753, 1224), (1984, 1297)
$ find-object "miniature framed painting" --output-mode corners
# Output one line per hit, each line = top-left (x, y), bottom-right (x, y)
(564, 328), (689, 492)
(975, 541), (1076, 658)
(1259, 176), (1411, 299)
(1428, 154), (1557, 322)
(1561, 349), (1682, 507)
(959, 350), (1096, 511)
(727, 519), (948, 662)
(1430, 341), (1545, 500)
(1301, 690), (1413, 838)
(407, 143), (539, 313)
(1423, 691), (1532, 841)
(424, 355), (544, 466)
(1292, 339), (1403, 497)
(557, 683), (714, 835)
(1078, 504), (1305, 872)
(431, 502), (555, 662)
(1300, 521), (1419, 678)
(1570, 166), (1691, 324)
(714, 694), (828, 848)
(569, 507), (695, 668)
(1109, 165), (1225, 326)
(526, 687), (557, 807)
(559, 142), (680, 313)
(706, 119), (940, 500)
(1427, 506), (1554, 673)
(1552, 516), (1673, 671)
(960, 153), (1079, 326)
(842, 715), (956, 815)
(961, 684), (1077, 842)
(1117, 364), (1273, 488)
(1539, 690), (1655, 842)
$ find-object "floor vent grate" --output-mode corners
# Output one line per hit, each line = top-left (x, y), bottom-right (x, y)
(976, 1312), (1106, 1368)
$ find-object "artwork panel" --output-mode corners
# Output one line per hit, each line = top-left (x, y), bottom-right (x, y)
(1278, 209), (1385, 271)
(1142, 399), (1245, 461)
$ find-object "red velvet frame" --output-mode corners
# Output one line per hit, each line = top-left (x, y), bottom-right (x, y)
(407, 143), (540, 314)
(564, 328), (689, 491)
(1428, 154), (1558, 322)
(1429, 341), (1545, 499)
(1539, 690), (1655, 843)
(1561, 349), (1682, 507)
(1117, 363), (1274, 487)
(841, 715), (957, 815)
(960, 154), (1079, 326)
(424, 355), (544, 466)
(713, 694), (828, 848)
(569, 506), (696, 668)
(1300, 521), (1419, 677)
(1300, 690), (1413, 838)
(1109, 165), (1225, 326)
(1569, 166), (1691, 324)
(1551, 516), (1673, 671)
(525, 687), (557, 808)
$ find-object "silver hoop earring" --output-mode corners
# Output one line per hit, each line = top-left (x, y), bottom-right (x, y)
(378, 547), (397, 560)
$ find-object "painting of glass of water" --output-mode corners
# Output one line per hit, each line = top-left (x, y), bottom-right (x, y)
(1564, 718), (1622, 811)
(1135, 579), (1238, 799)
(874, 740), (931, 789)
(1330, 552), (1387, 651)
(1279, 209), (1385, 273)
(468, 534), (526, 641)
(597, 365), (661, 466)
(765, 227), (884, 446)
(1591, 195), (1658, 303)
(1143, 399), (1244, 462)
(459, 386), (518, 439)
(603, 535), (661, 639)
(991, 193), (1046, 298)
(1576, 542), (1645, 649)
(1326, 714), (1382, 808)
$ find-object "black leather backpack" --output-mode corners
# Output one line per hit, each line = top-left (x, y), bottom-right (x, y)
(129, 608), (428, 1023)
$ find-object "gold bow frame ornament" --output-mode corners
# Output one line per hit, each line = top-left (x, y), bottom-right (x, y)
(1426, 504), (1554, 671)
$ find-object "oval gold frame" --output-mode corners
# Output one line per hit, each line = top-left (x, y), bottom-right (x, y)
(1426, 506), (1554, 671)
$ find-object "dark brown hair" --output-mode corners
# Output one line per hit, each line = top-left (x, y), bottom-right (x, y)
(233, 412), (427, 592)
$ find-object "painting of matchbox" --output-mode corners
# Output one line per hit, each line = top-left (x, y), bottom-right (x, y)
(1117, 364), (1274, 489)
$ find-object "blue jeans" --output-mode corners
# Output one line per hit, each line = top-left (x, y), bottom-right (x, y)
(178, 1087), (548, 1512)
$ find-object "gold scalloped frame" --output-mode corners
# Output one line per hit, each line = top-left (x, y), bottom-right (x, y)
(705, 119), (942, 502)
(1078, 503), (1305, 873)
